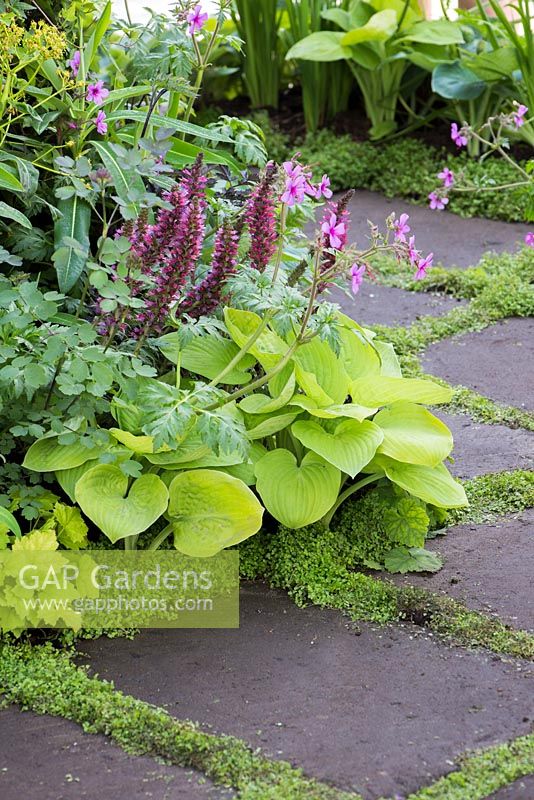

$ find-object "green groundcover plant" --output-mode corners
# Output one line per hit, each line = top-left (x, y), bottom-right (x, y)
(0, 1), (468, 585)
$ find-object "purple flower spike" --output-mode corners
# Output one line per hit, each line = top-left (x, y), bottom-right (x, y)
(246, 163), (278, 272)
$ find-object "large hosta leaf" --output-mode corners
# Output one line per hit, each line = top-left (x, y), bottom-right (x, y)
(224, 308), (287, 370)
(239, 373), (295, 414)
(338, 327), (381, 380)
(291, 419), (383, 478)
(56, 461), (104, 503)
(75, 465), (168, 543)
(341, 10), (398, 46)
(286, 32), (352, 62)
(350, 376), (453, 407)
(293, 336), (350, 405)
(255, 450), (341, 528)
(167, 470), (263, 557)
(246, 410), (302, 440)
(158, 332), (256, 385)
(23, 437), (104, 472)
(379, 457), (468, 508)
(375, 402), (453, 466)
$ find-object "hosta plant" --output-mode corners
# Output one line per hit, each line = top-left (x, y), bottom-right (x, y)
(15, 155), (467, 565)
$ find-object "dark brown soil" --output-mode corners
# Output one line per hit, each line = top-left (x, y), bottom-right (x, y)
(435, 411), (534, 478)
(422, 318), (534, 410)
(387, 511), (534, 631)
(0, 706), (232, 800)
(77, 585), (533, 800)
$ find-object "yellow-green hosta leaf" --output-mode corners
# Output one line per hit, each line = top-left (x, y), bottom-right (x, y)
(219, 443), (268, 486)
(239, 372), (296, 414)
(110, 428), (155, 454)
(338, 326), (381, 380)
(293, 337), (350, 405)
(291, 419), (383, 478)
(158, 332), (256, 385)
(288, 396), (377, 422)
(56, 461), (101, 503)
(168, 470), (263, 557)
(223, 308), (287, 370)
(341, 10), (398, 46)
(23, 437), (104, 472)
(0, 507), (21, 538)
(374, 341), (402, 377)
(350, 376), (453, 407)
(375, 402), (454, 466)
(379, 457), (468, 508)
(246, 410), (302, 440)
(145, 432), (211, 466)
(75, 465), (169, 543)
(155, 449), (245, 471)
(255, 450), (341, 528)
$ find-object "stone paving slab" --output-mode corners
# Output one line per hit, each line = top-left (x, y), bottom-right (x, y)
(0, 706), (232, 800)
(435, 411), (534, 479)
(387, 511), (534, 632)
(341, 190), (531, 268)
(326, 283), (465, 328)
(78, 585), (533, 800)
(422, 317), (534, 411)
(487, 774), (534, 799)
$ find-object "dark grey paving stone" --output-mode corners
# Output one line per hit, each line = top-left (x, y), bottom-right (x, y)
(422, 318), (534, 411)
(388, 511), (534, 632)
(436, 411), (534, 478)
(326, 282), (465, 328)
(341, 189), (531, 268)
(0, 706), (232, 800)
(487, 774), (534, 799)
(78, 585), (533, 800)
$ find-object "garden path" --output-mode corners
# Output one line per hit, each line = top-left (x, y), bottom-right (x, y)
(1, 195), (533, 800)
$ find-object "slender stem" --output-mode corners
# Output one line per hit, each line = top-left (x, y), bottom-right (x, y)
(205, 312), (274, 388)
(321, 473), (383, 529)
(272, 204), (288, 284)
(148, 523), (174, 551)
(124, 534), (140, 550)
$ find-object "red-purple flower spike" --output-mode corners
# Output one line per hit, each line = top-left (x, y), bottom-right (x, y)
(180, 221), (240, 319)
(246, 162), (278, 272)
(318, 189), (354, 291)
(136, 155), (208, 336)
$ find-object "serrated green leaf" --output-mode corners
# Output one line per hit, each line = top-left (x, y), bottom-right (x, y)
(383, 498), (429, 547)
(384, 546), (443, 574)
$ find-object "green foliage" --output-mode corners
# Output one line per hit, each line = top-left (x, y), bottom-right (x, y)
(286, 5), (464, 139)
(266, 130), (530, 222)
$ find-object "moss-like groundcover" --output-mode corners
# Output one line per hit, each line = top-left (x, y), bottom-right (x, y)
(258, 117), (530, 224)
(0, 642), (533, 800)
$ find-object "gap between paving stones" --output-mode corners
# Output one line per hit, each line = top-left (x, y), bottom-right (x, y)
(0, 633), (533, 800)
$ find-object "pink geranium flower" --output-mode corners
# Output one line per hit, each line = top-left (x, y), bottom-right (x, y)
(94, 110), (107, 135)
(68, 50), (81, 76)
(438, 167), (454, 188)
(281, 174), (307, 207)
(393, 212), (410, 242)
(321, 213), (346, 249)
(525, 232), (534, 247)
(86, 80), (109, 105)
(428, 192), (449, 211)
(314, 175), (333, 200)
(351, 263), (366, 295)
(407, 235), (419, 265)
(415, 253), (433, 280)
(187, 4), (208, 35)
(513, 104), (528, 128)
(451, 122), (468, 148)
